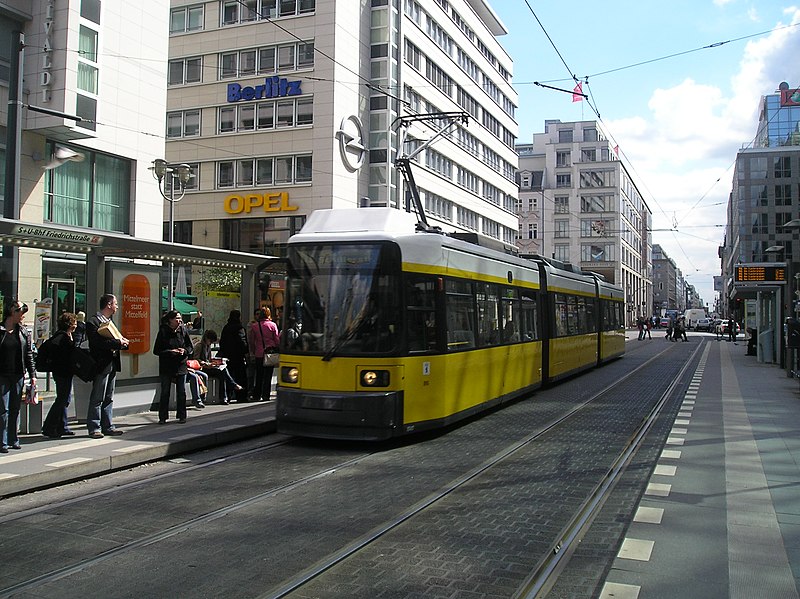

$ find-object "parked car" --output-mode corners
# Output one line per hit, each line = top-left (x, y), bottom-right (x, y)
(720, 320), (741, 335)
(660, 317), (671, 328)
(695, 317), (713, 332)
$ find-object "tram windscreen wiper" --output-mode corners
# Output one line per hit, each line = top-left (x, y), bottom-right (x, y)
(321, 314), (367, 361)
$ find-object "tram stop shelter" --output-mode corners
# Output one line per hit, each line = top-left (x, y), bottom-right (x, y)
(729, 262), (787, 367)
(0, 217), (277, 415)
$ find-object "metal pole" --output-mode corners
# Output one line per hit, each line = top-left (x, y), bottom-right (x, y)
(168, 179), (175, 312)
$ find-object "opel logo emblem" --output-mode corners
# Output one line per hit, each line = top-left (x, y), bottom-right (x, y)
(336, 115), (366, 172)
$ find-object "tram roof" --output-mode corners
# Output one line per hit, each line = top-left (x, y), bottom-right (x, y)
(0, 218), (273, 270)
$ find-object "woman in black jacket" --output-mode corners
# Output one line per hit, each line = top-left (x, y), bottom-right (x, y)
(0, 299), (36, 453)
(153, 310), (194, 424)
(42, 312), (78, 438)
(218, 310), (248, 402)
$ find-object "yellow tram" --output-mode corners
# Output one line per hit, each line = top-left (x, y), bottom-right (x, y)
(276, 208), (625, 440)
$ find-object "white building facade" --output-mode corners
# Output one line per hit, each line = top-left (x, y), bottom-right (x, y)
(516, 119), (652, 326)
(164, 0), (519, 256)
(0, 0), (168, 313)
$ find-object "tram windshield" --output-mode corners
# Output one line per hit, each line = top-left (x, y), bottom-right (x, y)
(283, 242), (402, 358)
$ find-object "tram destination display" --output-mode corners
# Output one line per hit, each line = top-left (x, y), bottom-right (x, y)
(734, 264), (786, 284)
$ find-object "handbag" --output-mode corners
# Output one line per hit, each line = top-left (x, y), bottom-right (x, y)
(258, 321), (280, 367)
(72, 347), (97, 382)
(263, 351), (280, 367)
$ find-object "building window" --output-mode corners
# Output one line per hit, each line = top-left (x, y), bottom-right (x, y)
(581, 195), (610, 212)
(579, 170), (614, 188)
(556, 151), (571, 167)
(528, 223), (538, 239)
(775, 184), (792, 206)
(558, 129), (573, 143)
(554, 244), (569, 262)
(554, 196), (569, 213)
(168, 57), (202, 85)
(581, 148), (596, 162)
(775, 156), (791, 178)
(167, 110), (201, 138)
(581, 219), (611, 237)
(217, 154), (312, 188)
(583, 128), (598, 142)
(75, 95), (97, 131)
(170, 5), (204, 33)
(80, 0), (101, 24)
(164, 221), (193, 244)
(581, 243), (614, 262)
(222, 216), (307, 256)
(221, 0), (314, 25)
(217, 98), (312, 133)
(556, 174), (571, 188)
(77, 26), (98, 94)
(554, 219), (569, 238)
(44, 142), (131, 233)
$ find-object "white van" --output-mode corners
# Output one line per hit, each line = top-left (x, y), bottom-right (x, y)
(684, 309), (707, 330)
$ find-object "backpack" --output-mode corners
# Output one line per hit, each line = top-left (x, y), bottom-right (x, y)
(36, 336), (56, 372)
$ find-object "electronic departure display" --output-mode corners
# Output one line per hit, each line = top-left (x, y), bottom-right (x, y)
(734, 264), (786, 283)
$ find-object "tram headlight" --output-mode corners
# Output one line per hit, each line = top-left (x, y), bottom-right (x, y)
(281, 366), (299, 384)
(360, 369), (389, 387)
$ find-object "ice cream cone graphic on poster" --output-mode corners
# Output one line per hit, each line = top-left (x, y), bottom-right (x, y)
(121, 274), (151, 375)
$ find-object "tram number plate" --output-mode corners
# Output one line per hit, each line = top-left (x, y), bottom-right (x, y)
(301, 395), (342, 411)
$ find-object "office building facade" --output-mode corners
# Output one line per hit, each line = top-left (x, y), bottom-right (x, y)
(516, 119), (652, 326)
(164, 0), (519, 257)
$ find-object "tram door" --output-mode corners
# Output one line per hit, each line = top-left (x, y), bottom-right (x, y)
(48, 278), (76, 316)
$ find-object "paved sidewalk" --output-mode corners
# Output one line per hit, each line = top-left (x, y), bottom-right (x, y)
(603, 333), (800, 598)
(0, 401), (277, 498)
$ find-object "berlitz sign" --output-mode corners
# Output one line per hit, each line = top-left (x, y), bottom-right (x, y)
(227, 77), (302, 103)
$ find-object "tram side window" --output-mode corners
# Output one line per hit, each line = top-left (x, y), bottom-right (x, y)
(586, 297), (597, 332)
(406, 275), (438, 352)
(500, 287), (521, 343)
(476, 282), (500, 347)
(446, 279), (476, 351)
(566, 295), (579, 335)
(520, 292), (538, 340)
(554, 293), (569, 337)
(576, 296), (592, 334)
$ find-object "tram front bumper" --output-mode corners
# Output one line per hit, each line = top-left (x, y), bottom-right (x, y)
(276, 388), (404, 440)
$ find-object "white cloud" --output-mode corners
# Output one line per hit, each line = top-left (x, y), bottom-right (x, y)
(606, 9), (800, 304)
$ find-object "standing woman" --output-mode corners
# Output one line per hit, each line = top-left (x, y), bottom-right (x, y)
(219, 310), (248, 402)
(248, 308), (280, 402)
(0, 300), (36, 453)
(153, 311), (194, 424)
(42, 312), (78, 438)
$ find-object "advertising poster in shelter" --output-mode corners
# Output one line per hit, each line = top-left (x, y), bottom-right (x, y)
(110, 265), (160, 381)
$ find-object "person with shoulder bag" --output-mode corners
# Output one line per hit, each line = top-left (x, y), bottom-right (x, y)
(42, 312), (79, 438)
(247, 307), (280, 402)
(0, 299), (36, 453)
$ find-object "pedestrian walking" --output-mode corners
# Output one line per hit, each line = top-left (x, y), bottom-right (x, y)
(0, 300), (36, 453)
(153, 310), (194, 424)
(728, 318), (737, 344)
(41, 312), (78, 438)
(644, 318), (652, 339)
(86, 294), (130, 438)
(637, 316), (645, 340)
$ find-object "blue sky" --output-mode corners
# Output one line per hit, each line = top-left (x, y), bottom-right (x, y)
(492, 1), (800, 308)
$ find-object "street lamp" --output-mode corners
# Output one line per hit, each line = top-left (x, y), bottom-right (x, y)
(150, 160), (192, 311)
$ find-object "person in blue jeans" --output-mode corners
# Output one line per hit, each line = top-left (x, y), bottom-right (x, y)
(86, 294), (130, 439)
(0, 299), (36, 453)
(42, 312), (78, 438)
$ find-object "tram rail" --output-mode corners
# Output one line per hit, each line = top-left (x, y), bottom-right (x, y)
(0, 339), (695, 599)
